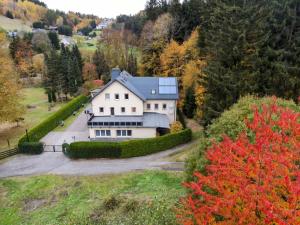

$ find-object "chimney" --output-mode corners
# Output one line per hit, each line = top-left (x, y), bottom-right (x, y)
(111, 68), (121, 80)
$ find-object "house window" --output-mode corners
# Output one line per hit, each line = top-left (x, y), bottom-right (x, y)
(132, 107), (136, 113)
(163, 104), (167, 110)
(115, 94), (119, 100)
(99, 107), (104, 113)
(155, 104), (159, 110)
(147, 104), (151, 110)
(151, 89), (156, 95)
(121, 107), (126, 113)
(124, 93), (129, 100)
(95, 130), (111, 137)
(117, 130), (121, 136)
(105, 93), (110, 100)
(117, 130), (132, 137)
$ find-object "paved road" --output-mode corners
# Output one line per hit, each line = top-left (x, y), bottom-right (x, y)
(0, 141), (192, 178)
(41, 107), (90, 145)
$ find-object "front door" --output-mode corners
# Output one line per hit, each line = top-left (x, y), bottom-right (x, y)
(110, 107), (115, 116)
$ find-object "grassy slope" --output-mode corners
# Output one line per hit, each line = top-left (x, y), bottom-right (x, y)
(0, 171), (185, 225)
(0, 88), (66, 151)
(0, 15), (31, 32)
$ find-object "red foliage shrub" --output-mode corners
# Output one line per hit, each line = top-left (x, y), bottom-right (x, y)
(178, 102), (300, 225)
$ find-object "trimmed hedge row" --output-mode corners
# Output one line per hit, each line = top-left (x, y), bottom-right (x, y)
(18, 95), (88, 145)
(67, 142), (121, 159)
(66, 129), (192, 159)
(19, 142), (44, 154)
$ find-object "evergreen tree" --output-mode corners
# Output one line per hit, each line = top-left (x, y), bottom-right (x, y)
(72, 45), (83, 72)
(67, 57), (79, 95)
(44, 50), (60, 102)
(183, 86), (196, 118)
(199, 0), (270, 125)
(48, 32), (60, 50)
(126, 51), (138, 75)
(259, 0), (300, 101)
(93, 48), (109, 79)
(5, 10), (14, 19)
(59, 44), (70, 98)
(9, 36), (20, 61)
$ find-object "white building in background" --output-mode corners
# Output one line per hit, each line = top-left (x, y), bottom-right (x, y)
(88, 68), (179, 140)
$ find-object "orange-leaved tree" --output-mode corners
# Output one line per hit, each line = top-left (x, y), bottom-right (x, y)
(178, 102), (300, 225)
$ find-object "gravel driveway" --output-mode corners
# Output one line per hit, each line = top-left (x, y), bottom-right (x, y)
(0, 142), (191, 178)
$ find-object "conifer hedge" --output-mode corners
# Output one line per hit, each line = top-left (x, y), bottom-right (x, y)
(66, 129), (192, 159)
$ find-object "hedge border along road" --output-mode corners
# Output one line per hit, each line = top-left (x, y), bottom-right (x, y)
(18, 95), (88, 146)
(66, 129), (192, 159)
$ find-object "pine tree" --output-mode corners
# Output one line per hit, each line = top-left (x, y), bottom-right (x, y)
(93, 48), (109, 79)
(183, 86), (196, 118)
(72, 45), (83, 72)
(48, 32), (60, 50)
(200, 0), (270, 125)
(59, 44), (70, 98)
(44, 50), (60, 102)
(259, 0), (300, 101)
(126, 51), (138, 75)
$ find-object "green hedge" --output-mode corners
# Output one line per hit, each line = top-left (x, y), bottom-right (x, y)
(19, 142), (44, 154)
(66, 129), (192, 159)
(67, 142), (121, 159)
(18, 95), (88, 146)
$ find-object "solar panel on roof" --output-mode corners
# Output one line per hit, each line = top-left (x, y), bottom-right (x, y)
(159, 77), (177, 94)
(159, 78), (176, 86)
(159, 86), (177, 94)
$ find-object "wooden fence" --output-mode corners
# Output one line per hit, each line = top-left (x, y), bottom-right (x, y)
(0, 148), (19, 160)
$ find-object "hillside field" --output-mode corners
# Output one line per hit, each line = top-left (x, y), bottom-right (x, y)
(0, 88), (67, 152)
(0, 15), (31, 32)
(0, 171), (184, 225)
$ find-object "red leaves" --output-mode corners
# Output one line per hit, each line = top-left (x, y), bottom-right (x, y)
(178, 101), (300, 225)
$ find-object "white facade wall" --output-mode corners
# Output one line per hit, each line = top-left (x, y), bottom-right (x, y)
(92, 81), (144, 116)
(89, 127), (156, 139)
(143, 100), (176, 123)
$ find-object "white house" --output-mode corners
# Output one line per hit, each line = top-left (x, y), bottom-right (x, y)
(88, 68), (179, 140)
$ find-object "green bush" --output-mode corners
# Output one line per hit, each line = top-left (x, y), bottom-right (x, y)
(207, 95), (299, 142)
(19, 142), (44, 154)
(18, 95), (88, 145)
(66, 129), (192, 159)
(67, 142), (121, 159)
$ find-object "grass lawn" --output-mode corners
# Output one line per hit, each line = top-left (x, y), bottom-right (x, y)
(0, 171), (185, 225)
(0, 15), (31, 32)
(0, 88), (67, 151)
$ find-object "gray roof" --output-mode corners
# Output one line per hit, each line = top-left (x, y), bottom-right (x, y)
(89, 112), (170, 128)
(93, 70), (179, 101)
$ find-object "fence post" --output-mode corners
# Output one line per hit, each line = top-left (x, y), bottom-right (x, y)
(7, 139), (10, 149)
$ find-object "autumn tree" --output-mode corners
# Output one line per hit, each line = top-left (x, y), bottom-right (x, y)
(0, 32), (23, 122)
(83, 62), (97, 81)
(179, 102), (300, 224)
(31, 30), (52, 53)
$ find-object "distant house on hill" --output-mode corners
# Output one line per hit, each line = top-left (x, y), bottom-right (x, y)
(60, 36), (75, 46)
(96, 19), (112, 30)
(87, 68), (179, 140)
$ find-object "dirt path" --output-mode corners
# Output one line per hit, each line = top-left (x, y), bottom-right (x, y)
(0, 141), (197, 178)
